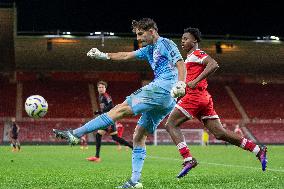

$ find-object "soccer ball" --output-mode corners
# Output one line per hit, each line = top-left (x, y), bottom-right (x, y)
(25, 95), (48, 118)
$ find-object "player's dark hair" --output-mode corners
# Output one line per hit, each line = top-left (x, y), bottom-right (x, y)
(97, 80), (108, 88)
(132, 18), (158, 32)
(184, 27), (201, 42)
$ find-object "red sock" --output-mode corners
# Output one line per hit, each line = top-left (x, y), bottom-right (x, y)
(240, 138), (260, 155)
(177, 142), (192, 161)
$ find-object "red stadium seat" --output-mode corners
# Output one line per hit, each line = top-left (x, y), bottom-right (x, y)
(0, 83), (16, 117)
(231, 83), (284, 119)
(207, 82), (241, 119)
(246, 123), (284, 144)
(22, 81), (93, 118)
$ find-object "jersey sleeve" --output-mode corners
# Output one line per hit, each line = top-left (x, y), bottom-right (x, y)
(134, 46), (148, 60)
(193, 50), (208, 63)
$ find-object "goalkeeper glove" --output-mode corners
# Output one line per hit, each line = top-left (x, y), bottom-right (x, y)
(87, 48), (110, 60)
(170, 81), (186, 98)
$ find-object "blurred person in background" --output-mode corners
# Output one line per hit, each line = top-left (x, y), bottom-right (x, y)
(202, 129), (209, 146)
(9, 118), (21, 152)
(234, 124), (244, 137)
(86, 81), (133, 163)
(80, 134), (88, 150)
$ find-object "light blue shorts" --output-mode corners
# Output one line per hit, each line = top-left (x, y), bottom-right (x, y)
(126, 83), (176, 134)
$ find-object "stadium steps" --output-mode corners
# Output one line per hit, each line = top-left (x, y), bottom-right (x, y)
(229, 83), (284, 119)
(246, 123), (284, 144)
(225, 85), (249, 121)
(225, 85), (256, 142)
(207, 82), (241, 119)
(241, 126), (258, 143)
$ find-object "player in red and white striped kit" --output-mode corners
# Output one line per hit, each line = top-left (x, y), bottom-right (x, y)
(165, 27), (267, 178)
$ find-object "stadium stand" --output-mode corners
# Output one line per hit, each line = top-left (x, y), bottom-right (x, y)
(22, 81), (93, 118)
(0, 123), (3, 144)
(16, 120), (84, 143)
(246, 123), (284, 144)
(11, 119), (136, 143)
(1, 71), (284, 144)
(0, 82), (16, 117)
(0, 5), (283, 147)
(149, 118), (241, 144)
(207, 82), (241, 119)
(107, 81), (141, 105)
(230, 83), (284, 119)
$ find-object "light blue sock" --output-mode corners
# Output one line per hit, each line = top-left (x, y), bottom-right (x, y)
(73, 113), (114, 137)
(131, 146), (146, 183)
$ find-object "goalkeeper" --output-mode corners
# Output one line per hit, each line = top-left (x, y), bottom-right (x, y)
(53, 18), (186, 188)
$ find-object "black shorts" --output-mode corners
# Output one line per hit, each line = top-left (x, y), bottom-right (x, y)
(103, 124), (117, 134)
(11, 135), (18, 140)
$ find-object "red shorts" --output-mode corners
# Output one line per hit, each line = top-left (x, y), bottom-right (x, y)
(176, 89), (219, 121)
(117, 127), (124, 137)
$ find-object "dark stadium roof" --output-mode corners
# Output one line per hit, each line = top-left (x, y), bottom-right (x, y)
(12, 0), (284, 37)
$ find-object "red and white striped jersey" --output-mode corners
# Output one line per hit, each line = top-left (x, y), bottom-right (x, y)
(185, 49), (208, 90)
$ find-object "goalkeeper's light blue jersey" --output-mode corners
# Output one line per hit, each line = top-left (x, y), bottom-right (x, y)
(134, 37), (183, 92)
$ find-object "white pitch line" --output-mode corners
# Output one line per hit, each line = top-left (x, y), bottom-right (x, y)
(148, 155), (284, 173)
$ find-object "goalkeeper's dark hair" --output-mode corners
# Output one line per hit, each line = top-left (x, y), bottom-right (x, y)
(184, 27), (201, 42)
(132, 18), (158, 32)
(97, 80), (108, 88)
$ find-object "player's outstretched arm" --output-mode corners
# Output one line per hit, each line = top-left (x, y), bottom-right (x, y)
(188, 56), (219, 88)
(87, 48), (136, 61)
(108, 52), (136, 61)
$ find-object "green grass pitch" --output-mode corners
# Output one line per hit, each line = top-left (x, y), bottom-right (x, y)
(0, 145), (283, 189)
